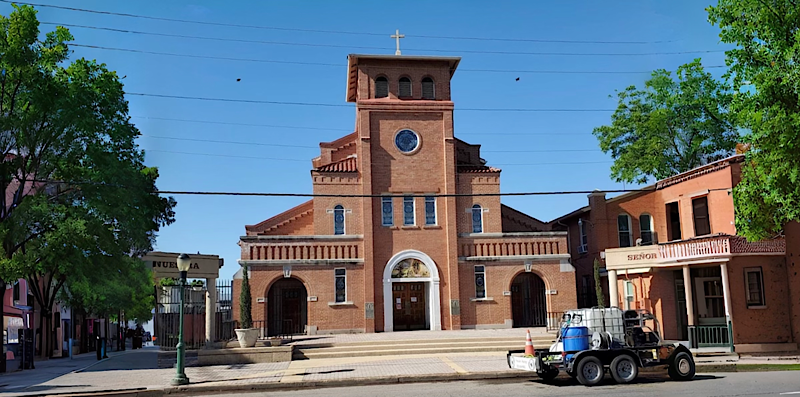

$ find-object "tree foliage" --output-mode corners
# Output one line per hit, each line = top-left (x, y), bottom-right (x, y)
(593, 59), (738, 184)
(0, 5), (175, 356)
(240, 266), (252, 329)
(593, 258), (605, 309)
(708, 1), (800, 240)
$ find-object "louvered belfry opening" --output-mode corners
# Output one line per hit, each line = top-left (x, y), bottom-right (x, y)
(422, 77), (435, 99)
(398, 77), (412, 97)
(375, 76), (389, 98)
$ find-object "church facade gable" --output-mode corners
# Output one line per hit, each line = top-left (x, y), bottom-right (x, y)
(238, 53), (576, 335)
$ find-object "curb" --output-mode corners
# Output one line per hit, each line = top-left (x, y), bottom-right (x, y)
(161, 371), (539, 395)
(696, 363), (800, 373)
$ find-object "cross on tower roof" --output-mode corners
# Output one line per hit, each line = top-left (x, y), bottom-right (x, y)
(391, 29), (405, 56)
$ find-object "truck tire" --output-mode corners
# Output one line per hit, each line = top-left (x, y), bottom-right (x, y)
(537, 365), (559, 382)
(610, 354), (638, 384)
(575, 356), (604, 386)
(668, 352), (696, 381)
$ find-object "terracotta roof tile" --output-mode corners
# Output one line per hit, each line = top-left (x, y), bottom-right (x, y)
(458, 165), (501, 173)
(315, 157), (358, 173)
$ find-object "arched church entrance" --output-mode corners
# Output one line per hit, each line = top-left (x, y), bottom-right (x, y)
(267, 278), (307, 337)
(383, 250), (442, 332)
(511, 273), (547, 327)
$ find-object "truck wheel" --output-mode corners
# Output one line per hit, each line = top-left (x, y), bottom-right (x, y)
(537, 365), (559, 382)
(668, 352), (696, 381)
(576, 356), (604, 386)
(610, 355), (638, 384)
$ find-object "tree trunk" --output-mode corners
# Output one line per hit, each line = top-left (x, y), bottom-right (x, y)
(0, 280), (6, 373)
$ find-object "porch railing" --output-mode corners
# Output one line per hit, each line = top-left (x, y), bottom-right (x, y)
(546, 311), (565, 332)
(659, 236), (730, 261)
(688, 325), (731, 348)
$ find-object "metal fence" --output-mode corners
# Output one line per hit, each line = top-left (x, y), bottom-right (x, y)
(689, 325), (731, 348)
(154, 280), (235, 351)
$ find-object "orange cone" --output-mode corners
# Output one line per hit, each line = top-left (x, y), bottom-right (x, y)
(525, 329), (535, 355)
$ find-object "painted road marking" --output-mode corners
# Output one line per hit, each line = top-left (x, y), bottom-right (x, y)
(779, 392), (800, 395)
(440, 357), (467, 374)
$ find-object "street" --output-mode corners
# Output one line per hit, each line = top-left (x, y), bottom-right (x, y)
(208, 372), (800, 397)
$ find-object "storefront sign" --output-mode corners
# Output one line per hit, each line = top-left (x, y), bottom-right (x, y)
(627, 253), (658, 261)
(605, 245), (661, 271)
(143, 251), (222, 279)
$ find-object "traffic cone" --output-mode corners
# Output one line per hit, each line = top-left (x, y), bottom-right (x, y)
(525, 329), (535, 355)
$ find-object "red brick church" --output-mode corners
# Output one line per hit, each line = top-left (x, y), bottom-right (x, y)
(236, 53), (577, 335)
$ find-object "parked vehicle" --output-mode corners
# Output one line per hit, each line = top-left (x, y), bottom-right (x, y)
(507, 308), (696, 386)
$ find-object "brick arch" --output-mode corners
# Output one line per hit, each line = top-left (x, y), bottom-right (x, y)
(382, 249), (442, 332)
(264, 275), (309, 337)
(508, 269), (549, 328)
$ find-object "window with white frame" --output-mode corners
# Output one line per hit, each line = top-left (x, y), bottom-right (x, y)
(382, 196), (393, 226)
(333, 205), (345, 235)
(579, 219), (588, 253)
(639, 214), (654, 245)
(474, 265), (486, 299)
(472, 204), (483, 233)
(425, 196), (436, 225)
(334, 268), (346, 303)
(403, 196), (415, 225)
(624, 281), (634, 310)
(618, 214), (632, 247)
(745, 267), (765, 307)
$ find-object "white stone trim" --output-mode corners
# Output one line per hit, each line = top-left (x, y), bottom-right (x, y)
(459, 254), (571, 262)
(382, 249), (441, 332)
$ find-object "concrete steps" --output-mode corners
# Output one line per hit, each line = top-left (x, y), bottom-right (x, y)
(292, 336), (556, 360)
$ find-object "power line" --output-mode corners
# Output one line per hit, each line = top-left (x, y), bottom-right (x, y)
(44, 22), (721, 57)
(29, 178), (654, 197)
(73, 44), (728, 75)
(142, 148), (610, 166)
(130, 116), (352, 132)
(140, 134), (600, 153)
(141, 135), (319, 149)
(127, 92), (614, 112)
(6, 0), (675, 44)
(143, 149), (308, 162)
(130, 115), (593, 136)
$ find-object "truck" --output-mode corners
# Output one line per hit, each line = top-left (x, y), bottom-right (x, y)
(507, 307), (696, 386)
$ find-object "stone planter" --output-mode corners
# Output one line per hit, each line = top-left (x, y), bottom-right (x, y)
(234, 328), (259, 348)
(268, 338), (282, 347)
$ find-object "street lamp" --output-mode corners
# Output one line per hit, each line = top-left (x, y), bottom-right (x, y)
(171, 253), (191, 386)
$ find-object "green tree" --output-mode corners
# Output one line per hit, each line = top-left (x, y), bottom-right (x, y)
(239, 266), (252, 329)
(593, 59), (738, 184)
(0, 5), (175, 359)
(708, 1), (800, 240)
(593, 259), (605, 308)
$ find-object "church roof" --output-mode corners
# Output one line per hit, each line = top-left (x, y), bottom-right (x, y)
(314, 156), (358, 173)
(347, 54), (461, 102)
(457, 165), (501, 173)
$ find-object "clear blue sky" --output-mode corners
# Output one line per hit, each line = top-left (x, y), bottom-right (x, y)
(3, 0), (730, 281)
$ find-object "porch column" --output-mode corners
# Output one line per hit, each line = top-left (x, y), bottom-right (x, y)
(205, 277), (216, 348)
(720, 263), (735, 352)
(607, 270), (618, 308)
(682, 266), (695, 326)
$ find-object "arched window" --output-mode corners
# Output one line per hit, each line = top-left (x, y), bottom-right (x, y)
(618, 214), (632, 247)
(421, 77), (435, 99)
(472, 204), (483, 233)
(399, 77), (412, 97)
(375, 76), (389, 98)
(639, 214), (654, 245)
(334, 205), (345, 235)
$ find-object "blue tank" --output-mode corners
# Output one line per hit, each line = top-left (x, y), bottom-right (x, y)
(563, 326), (591, 352)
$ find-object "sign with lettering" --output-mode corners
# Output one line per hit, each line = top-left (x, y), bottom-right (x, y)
(627, 253), (658, 261)
(143, 251), (222, 279)
(604, 245), (661, 271)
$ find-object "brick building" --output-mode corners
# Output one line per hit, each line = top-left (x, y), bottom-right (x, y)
(552, 155), (800, 353)
(235, 54), (577, 335)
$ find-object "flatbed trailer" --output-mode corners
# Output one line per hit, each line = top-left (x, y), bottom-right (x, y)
(507, 308), (696, 386)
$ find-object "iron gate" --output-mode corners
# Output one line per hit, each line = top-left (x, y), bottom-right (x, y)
(154, 280), (234, 351)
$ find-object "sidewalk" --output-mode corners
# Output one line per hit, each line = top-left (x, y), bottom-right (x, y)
(0, 347), (150, 395)
(3, 346), (799, 397)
